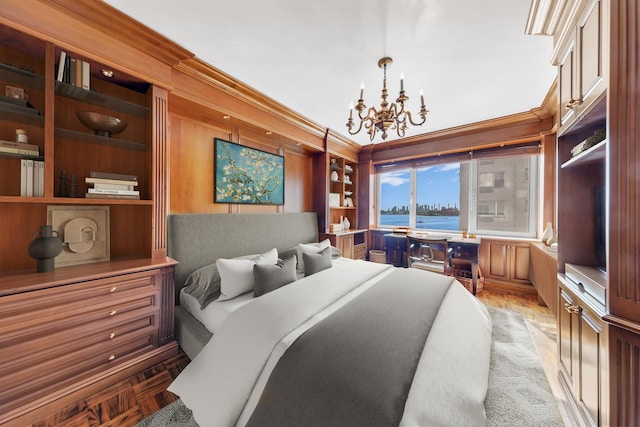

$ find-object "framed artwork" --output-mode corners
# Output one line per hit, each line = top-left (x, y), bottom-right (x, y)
(214, 138), (284, 205)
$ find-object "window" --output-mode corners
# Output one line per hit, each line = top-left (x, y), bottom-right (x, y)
(377, 155), (538, 237)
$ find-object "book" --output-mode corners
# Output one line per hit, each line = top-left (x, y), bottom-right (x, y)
(20, 159), (28, 196)
(75, 58), (82, 87)
(85, 177), (138, 186)
(25, 159), (34, 197)
(81, 60), (90, 90)
(88, 188), (139, 196)
(33, 160), (44, 197)
(69, 57), (77, 86)
(0, 139), (40, 152)
(56, 50), (67, 82)
(0, 146), (39, 156)
(89, 171), (138, 181)
(85, 193), (140, 200)
(92, 182), (135, 191)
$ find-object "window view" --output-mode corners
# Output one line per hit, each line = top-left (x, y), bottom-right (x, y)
(378, 155), (538, 237)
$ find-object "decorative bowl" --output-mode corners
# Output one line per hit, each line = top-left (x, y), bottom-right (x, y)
(76, 111), (127, 137)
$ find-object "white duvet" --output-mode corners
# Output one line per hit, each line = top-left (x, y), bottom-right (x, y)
(168, 260), (492, 427)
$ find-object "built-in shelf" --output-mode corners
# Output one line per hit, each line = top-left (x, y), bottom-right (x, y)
(55, 128), (149, 151)
(561, 139), (607, 169)
(55, 80), (150, 117)
(0, 195), (151, 205)
(0, 62), (44, 90)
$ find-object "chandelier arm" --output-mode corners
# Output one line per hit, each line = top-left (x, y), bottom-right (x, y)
(404, 110), (428, 126)
(347, 118), (366, 136)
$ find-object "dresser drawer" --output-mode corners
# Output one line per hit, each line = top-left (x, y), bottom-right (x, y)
(0, 270), (160, 329)
(1, 308), (158, 371)
(0, 327), (157, 415)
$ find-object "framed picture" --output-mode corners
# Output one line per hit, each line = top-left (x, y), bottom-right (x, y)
(5, 85), (24, 100)
(47, 205), (110, 267)
(214, 138), (284, 205)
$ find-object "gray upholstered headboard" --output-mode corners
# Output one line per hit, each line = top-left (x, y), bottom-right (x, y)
(167, 212), (319, 300)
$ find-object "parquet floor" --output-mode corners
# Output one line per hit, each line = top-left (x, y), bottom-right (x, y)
(28, 283), (574, 427)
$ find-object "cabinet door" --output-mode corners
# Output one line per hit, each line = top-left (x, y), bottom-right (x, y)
(337, 234), (354, 259)
(511, 243), (531, 283)
(577, 0), (604, 111)
(484, 240), (509, 281)
(579, 306), (601, 427)
(558, 41), (577, 128)
(558, 288), (576, 387)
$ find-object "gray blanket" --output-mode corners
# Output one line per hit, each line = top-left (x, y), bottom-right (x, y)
(246, 268), (452, 427)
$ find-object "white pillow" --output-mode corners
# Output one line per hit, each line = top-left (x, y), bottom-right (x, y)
(217, 248), (277, 301)
(296, 239), (331, 273)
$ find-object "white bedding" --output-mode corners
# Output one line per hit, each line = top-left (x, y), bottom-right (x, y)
(179, 257), (354, 334)
(169, 260), (492, 427)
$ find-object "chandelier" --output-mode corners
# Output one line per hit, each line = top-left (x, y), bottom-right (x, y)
(346, 57), (428, 142)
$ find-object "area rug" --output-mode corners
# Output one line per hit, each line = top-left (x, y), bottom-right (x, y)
(138, 307), (563, 427)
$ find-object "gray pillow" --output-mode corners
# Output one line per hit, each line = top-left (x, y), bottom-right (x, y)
(303, 246), (332, 276)
(182, 263), (222, 309)
(253, 255), (297, 297)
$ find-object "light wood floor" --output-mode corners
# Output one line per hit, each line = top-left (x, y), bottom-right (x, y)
(28, 284), (576, 427)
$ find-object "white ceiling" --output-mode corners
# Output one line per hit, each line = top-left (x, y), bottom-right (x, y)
(104, 0), (556, 145)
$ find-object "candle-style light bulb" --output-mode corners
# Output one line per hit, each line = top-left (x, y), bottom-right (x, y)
(349, 102), (354, 119)
(359, 81), (364, 100)
(420, 88), (425, 106)
(400, 73), (404, 91)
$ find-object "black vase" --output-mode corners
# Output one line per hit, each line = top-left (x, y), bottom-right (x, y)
(28, 225), (63, 272)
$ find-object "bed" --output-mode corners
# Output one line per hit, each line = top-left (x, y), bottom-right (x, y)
(167, 212), (492, 426)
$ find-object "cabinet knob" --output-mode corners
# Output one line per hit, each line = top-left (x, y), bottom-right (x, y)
(108, 354), (116, 361)
(109, 309), (117, 316)
(109, 286), (118, 293)
(564, 303), (581, 314)
(109, 332), (116, 339)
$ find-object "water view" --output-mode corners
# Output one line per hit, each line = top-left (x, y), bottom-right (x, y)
(380, 214), (459, 231)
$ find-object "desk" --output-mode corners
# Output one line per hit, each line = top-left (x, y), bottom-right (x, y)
(384, 233), (482, 295)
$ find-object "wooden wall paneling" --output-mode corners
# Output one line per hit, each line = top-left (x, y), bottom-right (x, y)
(170, 62), (326, 152)
(152, 85), (169, 258)
(108, 205), (152, 259)
(168, 115), (231, 214)
(0, 203), (48, 272)
(608, 0), (640, 323)
(283, 148), (314, 213)
(541, 132), (557, 229)
(367, 111), (553, 165)
(313, 151), (329, 233)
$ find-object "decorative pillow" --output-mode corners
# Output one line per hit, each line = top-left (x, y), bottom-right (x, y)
(182, 263), (222, 309)
(253, 255), (297, 297)
(303, 246), (332, 276)
(296, 239), (331, 273)
(217, 248), (278, 301)
(330, 246), (343, 259)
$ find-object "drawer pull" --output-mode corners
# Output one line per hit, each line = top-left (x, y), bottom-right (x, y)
(108, 354), (116, 361)
(109, 332), (116, 339)
(109, 286), (118, 293)
(564, 303), (581, 314)
(109, 310), (117, 316)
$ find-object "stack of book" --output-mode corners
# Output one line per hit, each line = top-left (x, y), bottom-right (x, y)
(0, 139), (39, 157)
(85, 171), (139, 200)
(20, 158), (45, 197)
(56, 50), (90, 90)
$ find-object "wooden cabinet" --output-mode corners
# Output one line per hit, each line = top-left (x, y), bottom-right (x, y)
(0, 14), (173, 426)
(327, 156), (358, 231)
(481, 239), (531, 285)
(529, 242), (559, 314)
(322, 229), (367, 260)
(558, 274), (605, 427)
(557, 0), (606, 134)
(0, 259), (177, 426)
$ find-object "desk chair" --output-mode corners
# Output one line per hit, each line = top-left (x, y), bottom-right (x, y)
(407, 237), (453, 275)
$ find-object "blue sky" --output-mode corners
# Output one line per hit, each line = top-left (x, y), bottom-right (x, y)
(380, 163), (461, 210)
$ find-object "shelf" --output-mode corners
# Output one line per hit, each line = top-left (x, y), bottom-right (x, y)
(55, 80), (150, 117)
(330, 206), (357, 210)
(0, 195), (151, 205)
(0, 151), (43, 161)
(0, 62), (44, 90)
(561, 139), (607, 169)
(55, 128), (149, 151)
(0, 99), (44, 125)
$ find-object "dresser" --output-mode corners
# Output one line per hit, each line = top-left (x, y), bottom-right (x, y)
(0, 258), (178, 426)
